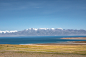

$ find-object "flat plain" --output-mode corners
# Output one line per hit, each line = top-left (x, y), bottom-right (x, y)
(0, 43), (86, 57)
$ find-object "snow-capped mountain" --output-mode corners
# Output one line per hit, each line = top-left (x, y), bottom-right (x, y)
(0, 28), (86, 37)
(25, 28), (63, 31)
(0, 30), (17, 33)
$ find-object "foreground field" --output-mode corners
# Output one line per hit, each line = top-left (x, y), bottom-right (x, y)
(0, 44), (86, 57)
(0, 51), (86, 57)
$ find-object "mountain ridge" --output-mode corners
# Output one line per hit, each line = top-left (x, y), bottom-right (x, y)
(0, 28), (86, 37)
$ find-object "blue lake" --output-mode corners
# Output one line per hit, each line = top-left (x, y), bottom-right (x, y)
(0, 36), (86, 44)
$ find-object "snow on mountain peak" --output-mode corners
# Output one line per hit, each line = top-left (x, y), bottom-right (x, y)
(39, 28), (48, 30)
(0, 30), (17, 33)
(57, 28), (63, 30)
(26, 29), (28, 31)
(26, 28), (63, 31)
(51, 28), (55, 30)
(33, 28), (38, 31)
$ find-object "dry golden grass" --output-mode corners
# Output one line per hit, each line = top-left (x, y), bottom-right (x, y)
(0, 44), (86, 55)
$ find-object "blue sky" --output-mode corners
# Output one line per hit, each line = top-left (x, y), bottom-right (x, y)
(0, 0), (86, 31)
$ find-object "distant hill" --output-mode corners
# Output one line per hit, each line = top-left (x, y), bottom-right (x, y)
(0, 28), (86, 37)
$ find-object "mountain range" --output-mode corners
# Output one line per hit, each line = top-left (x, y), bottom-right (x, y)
(0, 28), (86, 37)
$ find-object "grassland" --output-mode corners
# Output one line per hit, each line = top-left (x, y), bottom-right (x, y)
(0, 44), (86, 55)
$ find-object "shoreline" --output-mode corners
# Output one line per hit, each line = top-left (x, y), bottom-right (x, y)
(19, 41), (86, 45)
(35, 42), (86, 45)
(61, 37), (86, 40)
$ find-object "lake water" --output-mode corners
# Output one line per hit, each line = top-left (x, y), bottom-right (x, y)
(0, 36), (86, 44)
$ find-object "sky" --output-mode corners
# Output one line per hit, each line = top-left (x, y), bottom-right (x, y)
(0, 0), (86, 31)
